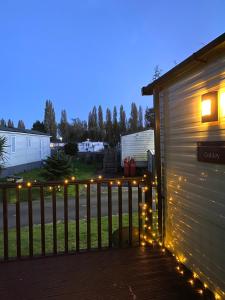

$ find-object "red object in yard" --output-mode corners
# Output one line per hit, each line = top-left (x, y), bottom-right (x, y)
(124, 158), (130, 177)
(130, 158), (136, 177)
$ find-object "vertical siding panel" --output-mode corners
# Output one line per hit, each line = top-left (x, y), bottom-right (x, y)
(160, 56), (225, 295)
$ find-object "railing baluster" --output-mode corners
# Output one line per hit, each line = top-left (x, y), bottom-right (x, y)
(52, 187), (57, 254)
(64, 185), (68, 253)
(97, 182), (101, 249)
(118, 184), (122, 248)
(128, 181), (133, 246)
(145, 175), (153, 236)
(2, 188), (8, 261)
(86, 183), (91, 250)
(138, 185), (142, 246)
(28, 187), (33, 257)
(108, 182), (112, 248)
(40, 186), (45, 256)
(16, 188), (21, 258)
(76, 184), (80, 252)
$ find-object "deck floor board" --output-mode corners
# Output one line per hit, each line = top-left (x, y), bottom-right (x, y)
(0, 247), (203, 300)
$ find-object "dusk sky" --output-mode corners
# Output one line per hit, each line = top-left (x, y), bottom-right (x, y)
(0, 0), (224, 128)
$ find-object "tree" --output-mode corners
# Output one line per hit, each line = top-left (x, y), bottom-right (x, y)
(98, 105), (104, 141)
(0, 119), (6, 127)
(64, 142), (78, 156)
(129, 103), (138, 133)
(42, 152), (73, 181)
(119, 105), (126, 135)
(88, 106), (98, 140)
(0, 136), (7, 173)
(44, 100), (57, 141)
(17, 120), (25, 129)
(145, 107), (155, 129)
(69, 118), (87, 142)
(138, 106), (143, 130)
(32, 120), (46, 133)
(58, 110), (69, 142)
(152, 65), (162, 81)
(105, 108), (113, 145)
(7, 119), (14, 128)
(112, 106), (119, 145)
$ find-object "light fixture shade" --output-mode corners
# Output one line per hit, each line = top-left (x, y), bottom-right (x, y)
(201, 91), (218, 123)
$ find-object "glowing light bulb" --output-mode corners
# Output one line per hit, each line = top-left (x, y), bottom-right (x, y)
(71, 176), (75, 181)
(201, 99), (211, 116)
(197, 289), (203, 295)
(90, 179), (94, 183)
(64, 179), (68, 184)
(98, 175), (102, 179)
(188, 279), (194, 286)
(27, 182), (31, 187)
(18, 184), (22, 189)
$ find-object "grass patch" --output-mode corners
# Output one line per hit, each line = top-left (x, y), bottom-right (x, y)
(1, 160), (98, 203)
(0, 213), (139, 258)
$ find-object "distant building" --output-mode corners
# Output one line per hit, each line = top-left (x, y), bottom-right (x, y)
(0, 127), (50, 177)
(78, 140), (107, 152)
(121, 129), (155, 167)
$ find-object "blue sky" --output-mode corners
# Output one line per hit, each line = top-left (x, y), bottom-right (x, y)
(0, 0), (224, 127)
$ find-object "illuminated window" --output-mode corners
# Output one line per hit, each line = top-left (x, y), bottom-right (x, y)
(201, 91), (218, 123)
(11, 136), (16, 153)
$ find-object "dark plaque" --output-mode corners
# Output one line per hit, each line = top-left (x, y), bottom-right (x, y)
(197, 141), (225, 164)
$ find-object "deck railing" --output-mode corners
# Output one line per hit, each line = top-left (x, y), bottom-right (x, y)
(0, 175), (156, 261)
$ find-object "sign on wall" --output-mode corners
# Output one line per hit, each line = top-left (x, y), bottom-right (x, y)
(197, 141), (225, 164)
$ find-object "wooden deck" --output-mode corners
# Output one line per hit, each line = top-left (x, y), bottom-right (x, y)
(0, 247), (204, 300)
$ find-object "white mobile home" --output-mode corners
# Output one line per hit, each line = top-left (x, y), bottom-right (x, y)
(0, 127), (50, 176)
(78, 140), (106, 152)
(121, 129), (154, 167)
(142, 33), (225, 299)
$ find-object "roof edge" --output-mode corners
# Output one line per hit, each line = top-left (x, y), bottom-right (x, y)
(142, 32), (225, 95)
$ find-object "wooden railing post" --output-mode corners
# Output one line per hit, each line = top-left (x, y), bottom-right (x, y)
(16, 188), (21, 258)
(28, 187), (33, 257)
(144, 173), (153, 243)
(40, 186), (45, 256)
(2, 188), (8, 261)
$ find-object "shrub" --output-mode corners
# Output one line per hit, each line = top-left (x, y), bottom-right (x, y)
(64, 142), (78, 156)
(42, 151), (73, 181)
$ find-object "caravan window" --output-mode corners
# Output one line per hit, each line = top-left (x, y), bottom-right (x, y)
(11, 136), (16, 153)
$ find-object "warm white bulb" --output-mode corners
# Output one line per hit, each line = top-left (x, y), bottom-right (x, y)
(202, 99), (211, 116)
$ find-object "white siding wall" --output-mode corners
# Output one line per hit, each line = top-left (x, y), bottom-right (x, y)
(0, 131), (50, 167)
(121, 130), (154, 167)
(160, 55), (225, 298)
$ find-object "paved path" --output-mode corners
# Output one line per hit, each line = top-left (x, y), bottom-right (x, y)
(0, 189), (140, 229)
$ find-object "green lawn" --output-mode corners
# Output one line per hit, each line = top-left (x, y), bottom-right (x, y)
(2, 160), (98, 203)
(0, 214), (140, 258)
(16, 159), (98, 181)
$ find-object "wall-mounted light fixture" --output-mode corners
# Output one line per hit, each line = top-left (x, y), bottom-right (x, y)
(201, 91), (218, 123)
(220, 91), (225, 118)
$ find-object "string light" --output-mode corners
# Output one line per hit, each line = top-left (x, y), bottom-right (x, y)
(71, 176), (76, 181)
(110, 181), (113, 185)
(132, 180), (137, 185)
(64, 179), (68, 184)
(197, 289), (203, 295)
(188, 279), (194, 286)
(90, 179), (94, 183)
(27, 182), (31, 187)
(18, 184), (22, 189)
(98, 175), (102, 179)
(215, 293), (221, 300)
(203, 283), (208, 289)
(117, 181), (121, 185)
